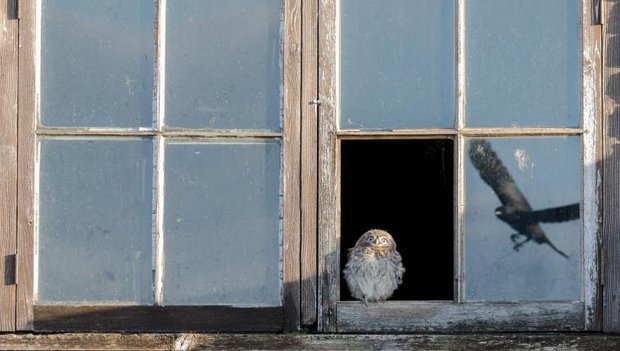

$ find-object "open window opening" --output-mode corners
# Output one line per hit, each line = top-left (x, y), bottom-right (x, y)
(340, 139), (454, 301)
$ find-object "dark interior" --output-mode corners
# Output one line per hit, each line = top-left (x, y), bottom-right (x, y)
(340, 139), (454, 301)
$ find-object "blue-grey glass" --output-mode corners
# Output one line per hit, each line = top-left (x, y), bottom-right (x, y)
(466, 0), (581, 127)
(41, 0), (154, 127)
(340, 0), (455, 129)
(38, 138), (153, 304)
(465, 138), (581, 301)
(166, 0), (282, 130)
(164, 141), (281, 306)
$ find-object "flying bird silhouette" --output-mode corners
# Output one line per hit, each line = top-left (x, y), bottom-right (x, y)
(468, 139), (579, 258)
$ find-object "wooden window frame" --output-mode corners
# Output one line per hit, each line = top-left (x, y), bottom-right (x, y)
(316, 0), (605, 332)
(11, 0), (303, 332)
(2, 0), (620, 334)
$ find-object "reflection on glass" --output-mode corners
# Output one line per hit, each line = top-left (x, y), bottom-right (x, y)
(163, 141), (281, 306)
(465, 138), (581, 301)
(166, 0), (282, 130)
(41, 0), (154, 127)
(340, 0), (455, 129)
(465, 0), (581, 127)
(38, 138), (153, 304)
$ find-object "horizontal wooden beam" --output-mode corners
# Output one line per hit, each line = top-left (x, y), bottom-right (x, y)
(337, 128), (585, 138)
(35, 128), (283, 139)
(33, 305), (283, 332)
(0, 332), (619, 351)
(337, 301), (584, 332)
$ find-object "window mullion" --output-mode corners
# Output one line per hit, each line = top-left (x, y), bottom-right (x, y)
(455, 0), (466, 303)
(153, 0), (167, 306)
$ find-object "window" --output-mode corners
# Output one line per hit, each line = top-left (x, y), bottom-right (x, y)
(5, 0), (618, 334)
(317, 0), (601, 332)
(14, 0), (302, 331)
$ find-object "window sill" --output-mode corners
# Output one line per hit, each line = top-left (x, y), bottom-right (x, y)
(0, 332), (618, 350)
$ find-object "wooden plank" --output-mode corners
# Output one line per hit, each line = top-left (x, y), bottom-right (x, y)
(602, 0), (620, 334)
(301, 0), (319, 327)
(0, 0), (18, 332)
(33, 306), (283, 332)
(35, 128), (283, 138)
(0, 332), (619, 351)
(337, 301), (584, 333)
(317, 0), (338, 333)
(282, 0), (302, 331)
(338, 128), (584, 137)
(16, 0), (36, 331)
(582, 0), (604, 331)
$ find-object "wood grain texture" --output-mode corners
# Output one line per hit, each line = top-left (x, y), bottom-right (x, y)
(0, 0), (18, 332)
(337, 301), (585, 333)
(16, 0), (36, 331)
(317, 0), (339, 332)
(602, 0), (620, 334)
(0, 333), (619, 351)
(33, 306), (283, 332)
(301, 0), (319, 327)
(282, 0), (302, 331)
(582, 0), (604, 331)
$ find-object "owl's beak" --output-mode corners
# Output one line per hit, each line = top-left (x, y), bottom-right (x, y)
(373, 238), (381, 245)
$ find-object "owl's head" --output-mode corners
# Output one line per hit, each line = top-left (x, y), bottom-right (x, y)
(355, 229), (397, 251)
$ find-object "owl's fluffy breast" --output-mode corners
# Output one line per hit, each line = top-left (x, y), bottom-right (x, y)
(343, 247), (405, 303)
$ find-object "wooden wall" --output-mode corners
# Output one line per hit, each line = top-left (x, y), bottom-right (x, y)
(603, 0), (620, 334)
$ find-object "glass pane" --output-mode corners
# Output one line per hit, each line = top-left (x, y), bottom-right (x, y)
(465, 138), (581, 301)
(41, 0), (154, 128)
(340, 0), (455, 129)
(465, 0), (581, 127)
(38, 138), (153, 304)
(166, 0), (282, 130)
(163, 141), (281, 306)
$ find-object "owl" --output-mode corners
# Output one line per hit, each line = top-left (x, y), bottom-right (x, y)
(343, 229), (405, 305)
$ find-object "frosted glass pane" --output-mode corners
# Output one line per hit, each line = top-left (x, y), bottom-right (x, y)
(41, 0), (154, 128)
(465, 138), (581, 300)
(164, 141), (281, 306)
(340, 0), (455, 129)
(166, 0), (282, 130)
(38, 139), (153, 304)
(466, 0), (581, 127)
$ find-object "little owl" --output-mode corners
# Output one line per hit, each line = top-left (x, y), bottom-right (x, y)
(343, 229), (405, 305)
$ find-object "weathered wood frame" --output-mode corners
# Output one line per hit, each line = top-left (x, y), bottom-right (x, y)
(602, 0), (620, 333)
(317, 0), (605, 332)
(3, 0), (620, 335)
(11, 0), (303, 332)
(0, 0), (19, 332)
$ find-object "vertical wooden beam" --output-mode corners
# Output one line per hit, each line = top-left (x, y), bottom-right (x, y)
(602, 0), (620, 334)
(583, 0), (604, 332)
(301, 0), (318, 327)
(16, 0), (36, 331)
(455, 0), (465, 304)
(283, 0), (302, 331)
(0, 0), (18, 332)
(317, 0), (338, 332)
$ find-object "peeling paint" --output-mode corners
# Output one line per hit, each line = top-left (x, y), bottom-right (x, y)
(173, 334), (194, 351)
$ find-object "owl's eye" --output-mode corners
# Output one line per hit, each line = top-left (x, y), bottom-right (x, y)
(380, 237), (388, 244)
(366, 236), (374, 242)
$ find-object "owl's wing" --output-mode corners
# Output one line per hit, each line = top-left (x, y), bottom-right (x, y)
(469, 139), (532, 212)
(393, 251), (405, 284)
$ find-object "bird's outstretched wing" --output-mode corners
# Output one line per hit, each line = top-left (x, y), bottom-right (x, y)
(526, 203), (580, 223)
(468, 139), (531, 212)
